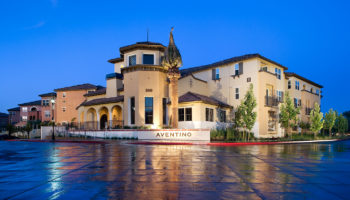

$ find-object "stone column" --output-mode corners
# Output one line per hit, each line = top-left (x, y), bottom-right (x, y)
(109, 109), (113, 129)
(97, 112), (100, 130)
(168, 73), (180, 128)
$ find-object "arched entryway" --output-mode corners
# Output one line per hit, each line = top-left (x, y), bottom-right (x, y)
(111, 105), (123, 128)
(100, 114), (108, 129)
(99, 107), (109, 130)
(86, 108), (97, 130)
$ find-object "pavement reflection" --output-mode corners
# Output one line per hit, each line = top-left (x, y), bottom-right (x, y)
(0, 140), (349, 199)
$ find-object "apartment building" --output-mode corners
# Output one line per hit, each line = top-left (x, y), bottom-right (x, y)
(54, 84), (99, 125)
(75, 32), (322, 138)
(39, 92), (57, 123)
(180, 54), (322, 137)
(17, 100), (42, 127)
(7, 107), (20, 125)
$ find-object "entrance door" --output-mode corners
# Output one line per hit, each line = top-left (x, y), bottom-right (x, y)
(100, 114), (108, 129)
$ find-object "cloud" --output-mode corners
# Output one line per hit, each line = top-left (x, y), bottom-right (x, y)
(24, 21), (46, 30)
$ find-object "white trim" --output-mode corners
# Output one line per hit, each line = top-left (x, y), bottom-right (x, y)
(128, 54), (137, 66)
(178, 107), (193, 122)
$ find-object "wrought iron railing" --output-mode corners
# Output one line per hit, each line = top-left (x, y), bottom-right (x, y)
(265, 96), (279, 107)
(68, 120), (124, 130)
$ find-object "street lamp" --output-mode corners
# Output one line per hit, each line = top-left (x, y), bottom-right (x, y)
(51, 99), (55, 141)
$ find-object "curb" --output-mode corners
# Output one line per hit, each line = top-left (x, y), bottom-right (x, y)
(130, 139), (342, 146)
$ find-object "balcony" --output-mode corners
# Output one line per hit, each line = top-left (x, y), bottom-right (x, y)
(265, 96), (279, 107)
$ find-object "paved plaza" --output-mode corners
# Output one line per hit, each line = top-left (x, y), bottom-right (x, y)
(0, 140), (350, 199)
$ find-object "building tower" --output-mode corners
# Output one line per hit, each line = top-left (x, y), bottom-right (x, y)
(162, 28), (182, 128)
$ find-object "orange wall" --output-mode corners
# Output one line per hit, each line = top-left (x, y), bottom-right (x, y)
(55, 90), (88, 124)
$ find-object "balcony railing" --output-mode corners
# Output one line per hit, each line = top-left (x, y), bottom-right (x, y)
(265, 96), (279, 107)
(69, 120), (124, 130)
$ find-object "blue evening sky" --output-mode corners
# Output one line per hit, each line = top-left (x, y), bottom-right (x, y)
(0, 0), (349, 113)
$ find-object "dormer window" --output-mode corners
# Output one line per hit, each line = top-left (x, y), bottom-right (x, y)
(128, 55), (136, 66)
(143, 54), (154, 65)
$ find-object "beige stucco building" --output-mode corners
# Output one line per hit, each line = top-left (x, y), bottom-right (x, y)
(76, 40), (322, 138)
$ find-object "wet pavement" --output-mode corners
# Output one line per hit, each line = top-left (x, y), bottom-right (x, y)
(0, 140), (350, 200)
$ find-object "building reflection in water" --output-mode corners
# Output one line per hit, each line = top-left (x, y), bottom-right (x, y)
(40, 140), (347, 199)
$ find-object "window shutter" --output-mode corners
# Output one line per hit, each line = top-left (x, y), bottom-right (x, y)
(212, 69), (215, 80)
(239, 62), (243, 75)
(281, 92), (284, 101)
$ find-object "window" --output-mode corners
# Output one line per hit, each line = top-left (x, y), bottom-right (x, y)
(63, 92), (66, 97)
(130, 97), (135, 124)
(316, 89), (320, 95)
(261, 66), (268, 71)
(178, 108), (192, 121)
(212, 68), (220, 80)
(42, 99), (49, 106)
(62, 107), (66, 112)
(185, 108), (192, 121)
(235, 88), (239, 99)
(143, 54), (154, 65)
(22, 116), (27, 121)
(44, 111), (50, 118)
(310, 88), (313, 93)
(216, 68), (220, 79)
(235, 63), (239, 75)
(145, 97), (153, 124)
(288, 80), (291, 89)
(162, 98), (167, 125)
(206, 108), (214, 122)
(277, 91), (283, 102)
(219, 109), (226, 122)
(178, 108), (184, 121)
(275, 68), (281, 79)
(295, 81), (300, 90)
(247, 77), (251, 82)
(298, 99), (302, 107)
(22, 107), (27, 113)
(129, 55), (136, 66)
(294, 98), (298, 108)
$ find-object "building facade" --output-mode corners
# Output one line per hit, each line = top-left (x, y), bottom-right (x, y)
(39, 92), (57, 123)
(17, 100), (42, 127)
(7, 107), (20, 125)
(54, 84), (99, 125)
(76, 34), (322, 138)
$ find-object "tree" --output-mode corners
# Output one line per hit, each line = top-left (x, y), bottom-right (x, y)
(310, 102), (324, 137)
(25, 123), (32, 139)
(234, 105), (245, 140)
(343, 111), (350, 132)
(6, 124), (15, 137)
(235, 84), (257, 141)
(324, 109), (336, 137)
(299, 121), (310, 135)
(335, 114), (348, 135)
(279, 92), (300, 137)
